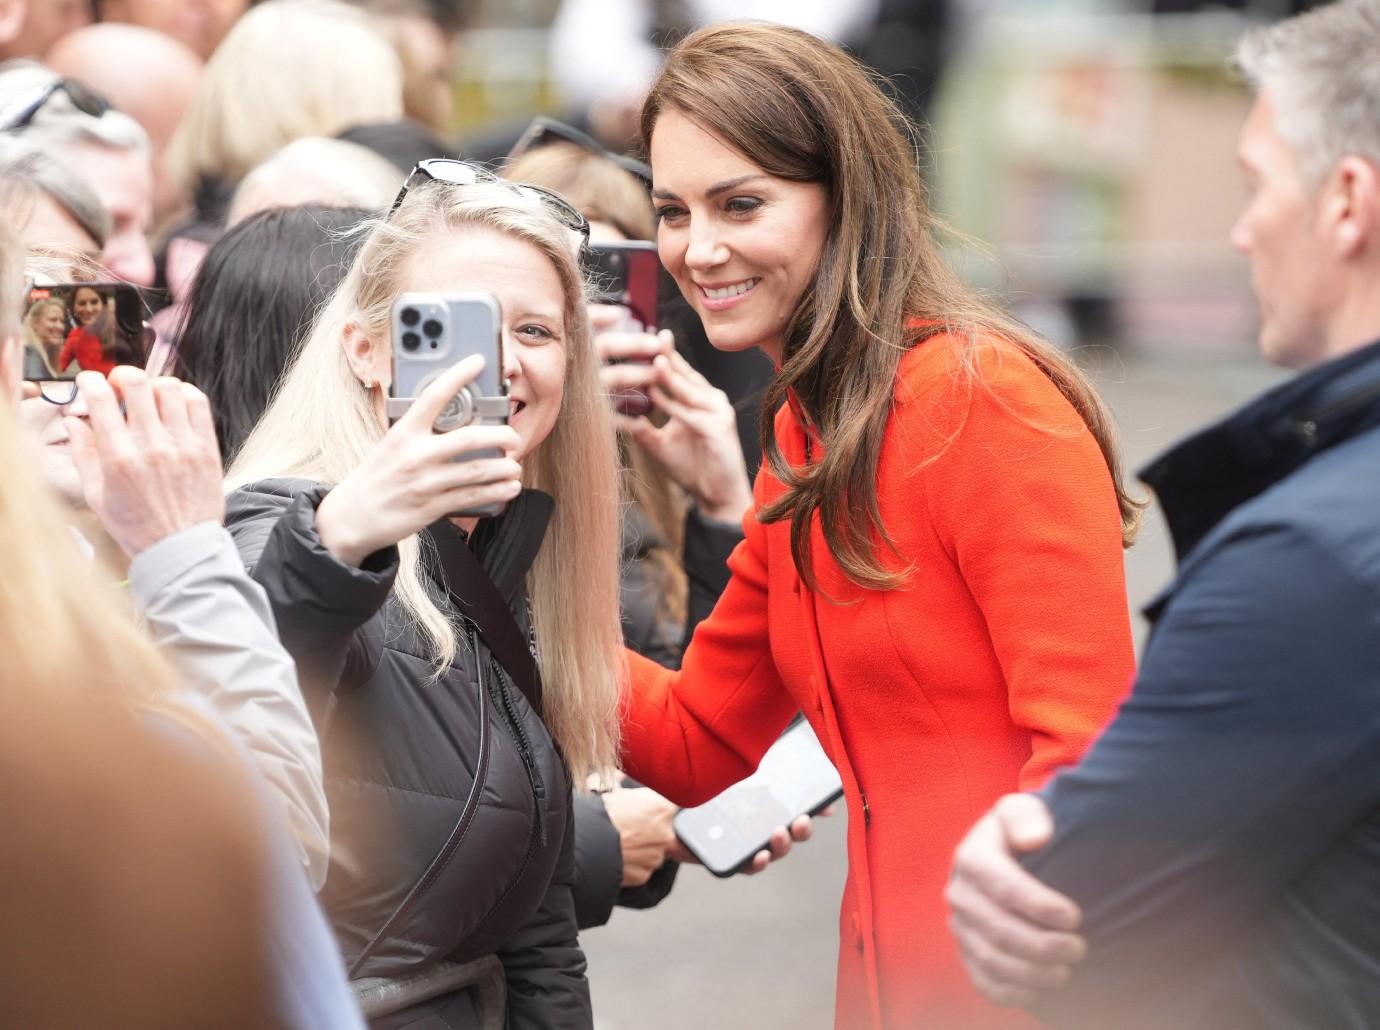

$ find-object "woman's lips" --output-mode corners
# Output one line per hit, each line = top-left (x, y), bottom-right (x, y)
(696, 277), (761, 312)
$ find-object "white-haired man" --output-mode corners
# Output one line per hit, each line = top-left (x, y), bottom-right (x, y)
(0, 61), (155, 284)
(946, 2), (1380, 1026)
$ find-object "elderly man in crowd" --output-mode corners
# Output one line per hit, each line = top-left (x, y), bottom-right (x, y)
(46, 23), (203, 220)
(0, 61), (156, 284)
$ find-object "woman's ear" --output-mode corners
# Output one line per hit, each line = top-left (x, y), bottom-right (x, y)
(341, 320), (389, 387)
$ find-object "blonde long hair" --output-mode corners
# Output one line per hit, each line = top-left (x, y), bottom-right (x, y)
(0, 384), (278, 1027)
(227, 182), (623, 776)
(503, 144), (689, 627)
(166, 0), (404, 192)
(0, 418), (183, 713)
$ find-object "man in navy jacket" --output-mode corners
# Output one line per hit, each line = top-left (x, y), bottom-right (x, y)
(945, 2), (1380, 1026)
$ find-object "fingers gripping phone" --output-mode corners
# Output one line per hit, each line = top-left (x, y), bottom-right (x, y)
(388, 292), (510, 518)
(587, 240), (662, 417)
(672, 718), (844, 877)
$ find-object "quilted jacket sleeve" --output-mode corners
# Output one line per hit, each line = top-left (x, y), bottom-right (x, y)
(225, 481), (399, 710)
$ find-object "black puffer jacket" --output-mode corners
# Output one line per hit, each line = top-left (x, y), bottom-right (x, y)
(226, 479), (590, 1030)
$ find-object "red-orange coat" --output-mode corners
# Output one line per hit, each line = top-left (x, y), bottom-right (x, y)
(622, 333), (1136, 1028)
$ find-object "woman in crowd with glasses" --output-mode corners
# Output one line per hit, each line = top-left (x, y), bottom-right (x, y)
(225, 175), (620, 1029)
(617, 23), (1140, 1029)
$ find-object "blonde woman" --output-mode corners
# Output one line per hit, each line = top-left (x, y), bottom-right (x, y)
(226, 176), (621, 1029)
(160, 0), (405, 292)
(21, 296), (66, 375)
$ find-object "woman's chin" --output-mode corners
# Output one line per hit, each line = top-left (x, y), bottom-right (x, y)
(702, 325), (773, 356)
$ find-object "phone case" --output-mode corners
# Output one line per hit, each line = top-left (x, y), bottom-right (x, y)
(671, 719), (844, 877)
(389, 292), (508, 517)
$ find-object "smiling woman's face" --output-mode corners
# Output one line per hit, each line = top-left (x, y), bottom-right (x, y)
(37, 305), (66, 346)
(649, 109), (830, 365)
(73, 288), (102, 326)
(364, 225), (569, 462)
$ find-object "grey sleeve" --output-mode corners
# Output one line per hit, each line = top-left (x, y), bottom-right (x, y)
(129, 520), (329, 890)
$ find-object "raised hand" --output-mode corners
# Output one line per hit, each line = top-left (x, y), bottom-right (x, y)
(315, 355), (524, 566)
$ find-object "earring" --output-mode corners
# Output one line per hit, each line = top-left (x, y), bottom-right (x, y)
(361, 377), (374, 391)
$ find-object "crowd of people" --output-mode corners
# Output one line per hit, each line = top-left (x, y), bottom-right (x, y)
(0, 0), (1377, 1027)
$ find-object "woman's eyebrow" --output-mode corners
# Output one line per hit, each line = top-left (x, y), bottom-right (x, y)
(651, 174), (767, 202)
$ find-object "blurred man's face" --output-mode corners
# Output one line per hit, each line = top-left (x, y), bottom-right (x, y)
(19, 391), (84, 505)
(97, 0), (246, 59)
(4, 192), (100, 261)
(60, 140), (155, 286)
(1230, 91), (1339, 370)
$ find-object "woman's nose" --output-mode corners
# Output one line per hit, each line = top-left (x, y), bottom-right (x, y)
(501, 334), (522, 384)
(685, 219), (728, 271)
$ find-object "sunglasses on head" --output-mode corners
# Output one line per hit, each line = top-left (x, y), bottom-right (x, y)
(390, 159), (591, 250)
(508, 116), (653, 188)
(0, 78), (112, 133)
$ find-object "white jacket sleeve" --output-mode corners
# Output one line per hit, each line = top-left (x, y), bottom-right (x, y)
(129, 521), (330, 890)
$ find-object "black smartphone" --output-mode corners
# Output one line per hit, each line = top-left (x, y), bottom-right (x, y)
(22, 282), (151, 381)
(672, 718), (844, 877)
(586, 240), (662, 417)
(388, 292), (509, 518)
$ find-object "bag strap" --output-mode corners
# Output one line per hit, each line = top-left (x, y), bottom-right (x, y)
(425, 520), (544, 717)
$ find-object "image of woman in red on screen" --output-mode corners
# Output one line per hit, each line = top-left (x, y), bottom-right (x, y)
(58, 286), (116, 376)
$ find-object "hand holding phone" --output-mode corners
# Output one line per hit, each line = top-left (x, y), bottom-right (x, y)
(64, 368), (225, 559)
(587, 241), (663, 416)
(389, 292), (512, 517)
(673, 718), (842, 877)
(316, 355), (523, 568)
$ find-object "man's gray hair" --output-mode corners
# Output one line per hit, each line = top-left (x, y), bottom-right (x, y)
(0, 137), (111, 249)
(0, 61), (149, 155)
(1237, 0), (1380, 188)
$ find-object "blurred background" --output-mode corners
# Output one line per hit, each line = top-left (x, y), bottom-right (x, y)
(1, 0), (1317, 1022)
(419, 1), (1305, 1025)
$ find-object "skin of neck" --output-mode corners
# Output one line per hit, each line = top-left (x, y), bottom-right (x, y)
(1320, 259), (1380, 362)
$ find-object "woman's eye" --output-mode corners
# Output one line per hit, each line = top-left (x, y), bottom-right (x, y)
(726, 196), (762, 215)
(516, 324), (555, 344)
(654, 205), (687, 223)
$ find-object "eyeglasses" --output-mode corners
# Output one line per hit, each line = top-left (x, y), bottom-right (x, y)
(508, 116), (653, 188)
(390, 159), (591, 248)
(0, 78), (112, 133)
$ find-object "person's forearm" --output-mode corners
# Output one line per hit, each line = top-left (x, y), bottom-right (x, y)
(130, 521), (330, 889)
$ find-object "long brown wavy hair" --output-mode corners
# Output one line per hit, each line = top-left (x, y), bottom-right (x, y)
(641, 22), (1141, 592)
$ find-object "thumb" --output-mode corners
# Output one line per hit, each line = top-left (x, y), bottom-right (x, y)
(994, 793), (1055, 854)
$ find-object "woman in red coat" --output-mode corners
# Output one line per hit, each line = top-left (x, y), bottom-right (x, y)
(58, 285), (117, 375)
(619, 23), (1140, 1029)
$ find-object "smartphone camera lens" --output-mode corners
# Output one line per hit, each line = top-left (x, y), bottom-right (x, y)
(401, 331), (421, 351)
(423, 318), (443, 338)
(400, 307), (420, 327)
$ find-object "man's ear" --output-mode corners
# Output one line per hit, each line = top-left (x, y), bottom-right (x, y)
(0, 0), (26, 48)
(341, 320), (389, 387)
(1326, 156), (1380, 260)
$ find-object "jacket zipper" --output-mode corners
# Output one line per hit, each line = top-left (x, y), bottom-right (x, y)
(490, 656), (547, 847)
(467, 621), (547, 849)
